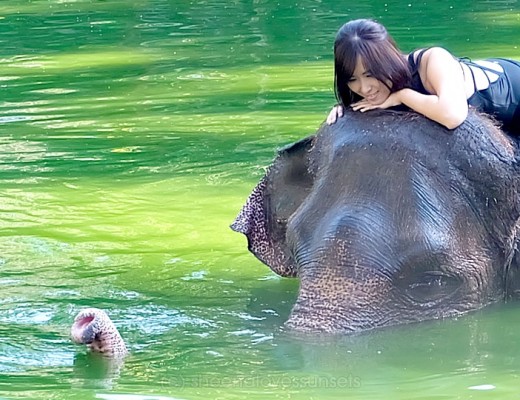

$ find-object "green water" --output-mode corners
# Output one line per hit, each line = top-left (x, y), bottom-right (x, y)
(1, 1), (520, 399)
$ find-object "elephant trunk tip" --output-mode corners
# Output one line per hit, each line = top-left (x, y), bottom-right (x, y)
(71, 307), (128, 358)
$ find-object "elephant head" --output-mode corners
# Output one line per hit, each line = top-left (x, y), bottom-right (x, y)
(232, 109), (520, 333)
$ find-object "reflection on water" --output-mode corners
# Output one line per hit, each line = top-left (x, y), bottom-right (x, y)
(0, 0), (519, 399)
(72, 352), (124, 390)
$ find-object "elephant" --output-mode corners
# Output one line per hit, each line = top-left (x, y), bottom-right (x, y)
(71, 308), (128, 357)
(231, 109), (520, 333)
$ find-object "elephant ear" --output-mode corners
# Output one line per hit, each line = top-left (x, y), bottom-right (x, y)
(504, 220), (520, 299)
(231, 135), (316, 277)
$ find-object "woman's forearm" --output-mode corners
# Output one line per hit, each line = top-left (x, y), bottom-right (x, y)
(397, 88), (468, 130)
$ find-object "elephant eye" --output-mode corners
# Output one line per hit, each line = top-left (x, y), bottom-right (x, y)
(404, 270), (462, 304)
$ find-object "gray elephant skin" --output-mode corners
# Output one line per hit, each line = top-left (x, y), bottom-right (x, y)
(231, 109), (520, 333)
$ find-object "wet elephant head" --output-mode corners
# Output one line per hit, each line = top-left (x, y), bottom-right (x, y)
(232, 109), (520, 333)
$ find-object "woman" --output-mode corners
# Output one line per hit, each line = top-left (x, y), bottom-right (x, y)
(327, 19), (520, 135)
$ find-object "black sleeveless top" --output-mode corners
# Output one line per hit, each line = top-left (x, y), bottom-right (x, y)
(407, 49), (429, 95)
(407, 48), (520, 134)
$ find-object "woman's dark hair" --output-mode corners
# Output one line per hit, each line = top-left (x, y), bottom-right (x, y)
(334, 19), (411, 106)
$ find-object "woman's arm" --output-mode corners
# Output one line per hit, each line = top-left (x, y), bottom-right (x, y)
(353, 47), (469, 129)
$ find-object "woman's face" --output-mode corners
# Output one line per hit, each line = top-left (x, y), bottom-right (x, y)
(347, 58), (391, 104)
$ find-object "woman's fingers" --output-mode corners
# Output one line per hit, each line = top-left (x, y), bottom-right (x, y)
(327, 102), (379, 124)
(351, 103), (372, 112)
(326, 105), (344, 125)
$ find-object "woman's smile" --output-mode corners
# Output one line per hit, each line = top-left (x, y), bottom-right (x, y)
(365, 92), (380, 103)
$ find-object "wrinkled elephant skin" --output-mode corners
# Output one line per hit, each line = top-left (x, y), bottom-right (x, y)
(71, 308), (128, 357)
(232, 109), (520, 333)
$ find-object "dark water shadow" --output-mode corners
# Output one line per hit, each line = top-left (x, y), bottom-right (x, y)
(72, 352), (125, 390)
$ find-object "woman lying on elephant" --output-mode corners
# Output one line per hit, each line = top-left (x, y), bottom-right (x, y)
(326, 18), (520, 135)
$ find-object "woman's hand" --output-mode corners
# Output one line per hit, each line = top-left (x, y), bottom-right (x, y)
(326, 104), (344, 125)
(351, 92), (403, 112)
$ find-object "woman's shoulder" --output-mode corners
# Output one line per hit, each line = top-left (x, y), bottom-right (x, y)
(411, 48), (460, 77)
(409, 47), (453, 63)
